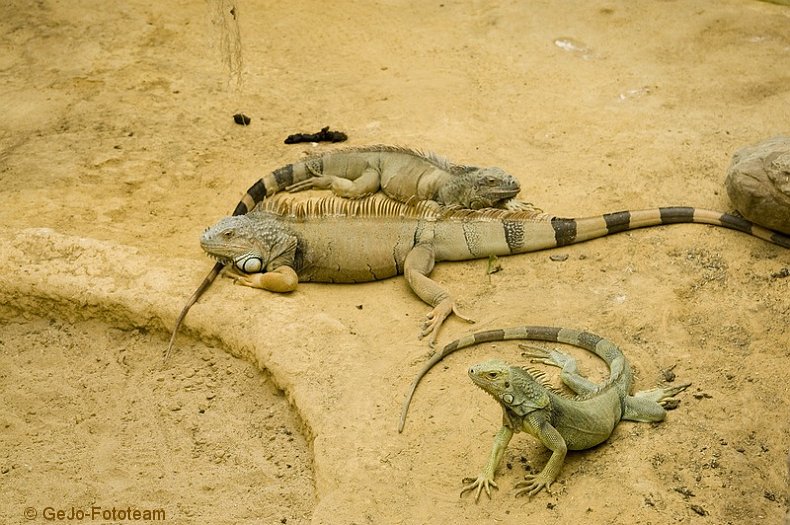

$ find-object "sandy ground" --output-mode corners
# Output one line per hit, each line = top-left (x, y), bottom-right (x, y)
(1, 1), (789, 524)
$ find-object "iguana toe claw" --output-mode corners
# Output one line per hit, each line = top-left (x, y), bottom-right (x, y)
(518, 344), (550, 360)
(452, 304), (475, 324)
(514, 475), (552, 498)
(419, 300), (475, 346)
(460, 475), (498, 502)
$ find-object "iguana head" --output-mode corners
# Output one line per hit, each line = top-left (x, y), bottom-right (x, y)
(437, 167), (520, 209)
(469, 359), (550, 416)
(200, 212), (297, 274)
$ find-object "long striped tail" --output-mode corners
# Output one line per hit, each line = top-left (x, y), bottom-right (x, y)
(553, 207), (789, 249)
(232, 161), (318, 215)
(398, 325), (626, 432)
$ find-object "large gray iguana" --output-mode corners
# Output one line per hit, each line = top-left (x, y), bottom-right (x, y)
(195, 195), (789, 348)
(399, 325), (689, 499)
(166, 145), (525, 357)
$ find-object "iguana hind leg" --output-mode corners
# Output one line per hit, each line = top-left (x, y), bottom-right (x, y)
(521, 345), (601, 396)
(286, 166), (381, 199)
(404, 243), (474, 346)
(623, 383), (691, 422)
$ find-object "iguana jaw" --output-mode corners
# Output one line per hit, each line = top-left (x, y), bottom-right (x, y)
(200, 216), (266, 273)
(469, 359), (550, 414)
(440, 169), (521, 209)
(468, 359), (513, 398)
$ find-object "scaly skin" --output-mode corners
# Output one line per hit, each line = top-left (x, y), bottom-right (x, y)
(280, 145), (526, 209)
(198, 196), (789, 348)
(399, 326), (689, 501)
(165, 145), (528, 359)
(395, 325), (689, 500)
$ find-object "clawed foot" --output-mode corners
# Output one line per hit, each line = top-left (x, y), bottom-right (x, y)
(419, 298), (474, 347)
(221, 265), (298, 292)
(286, 178), (322, 193)
(221, 265), (257, 286)
(504, 199), (543, 214)
(460, 474), (498, 502)
(633, 383), (691, 405)
(519, 344), (571, 369)
(514, 473), (553, 498)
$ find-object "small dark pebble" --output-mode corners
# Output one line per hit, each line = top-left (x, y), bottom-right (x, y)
(764, 491), (776, 502)
(690, 504), (708, 516)
(674, 486), (695, 498)
(549, 254), (569, 262)
(546, 502), (556, 510)
(233, 113), (251, 126)
(771, 267), (789, 279)
(284, 126), (347, 144)
(356, 304), (363, 310)
(693, 392), (712, 400)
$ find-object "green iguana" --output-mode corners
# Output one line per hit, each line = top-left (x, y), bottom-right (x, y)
(165, 145), (525, 358)
(165, 145), (524, 359)
(399, 325), (688, 499)
(196, 195), (789, 348)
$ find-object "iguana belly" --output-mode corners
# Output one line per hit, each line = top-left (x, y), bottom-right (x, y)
(551, 388), (624, 450)
(292, 218), (416, 283)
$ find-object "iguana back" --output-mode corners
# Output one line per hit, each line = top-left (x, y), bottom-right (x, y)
(240, 145), (522, 211)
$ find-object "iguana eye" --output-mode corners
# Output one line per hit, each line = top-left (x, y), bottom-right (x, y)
(223, 231), (234, 238)
(486, 372), (498, 380)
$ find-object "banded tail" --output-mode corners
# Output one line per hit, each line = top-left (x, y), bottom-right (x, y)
(398, 325), (629, 432)
(549, 207), (789, 249)
(165, 161), (318, 360)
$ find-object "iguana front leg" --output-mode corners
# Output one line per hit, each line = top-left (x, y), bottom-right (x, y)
(502, 199), (543, 213)
(222, 265), (299, 293)
(514, 415), (567, 497)
(461, 425), (514, 501)
(404, 243), (474, 346)
(286, 166), (381, 199)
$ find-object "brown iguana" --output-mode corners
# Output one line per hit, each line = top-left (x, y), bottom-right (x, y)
(165, 145), (525, 358)
(399, 325), (688, 499)
(196, 195), (789, 348)
(279, 145), (524, 208)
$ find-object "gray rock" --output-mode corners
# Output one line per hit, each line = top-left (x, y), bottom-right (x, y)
(725, 136), (790, 234)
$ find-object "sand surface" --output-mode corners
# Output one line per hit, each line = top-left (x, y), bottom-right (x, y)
(1, 1), (789, 523)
